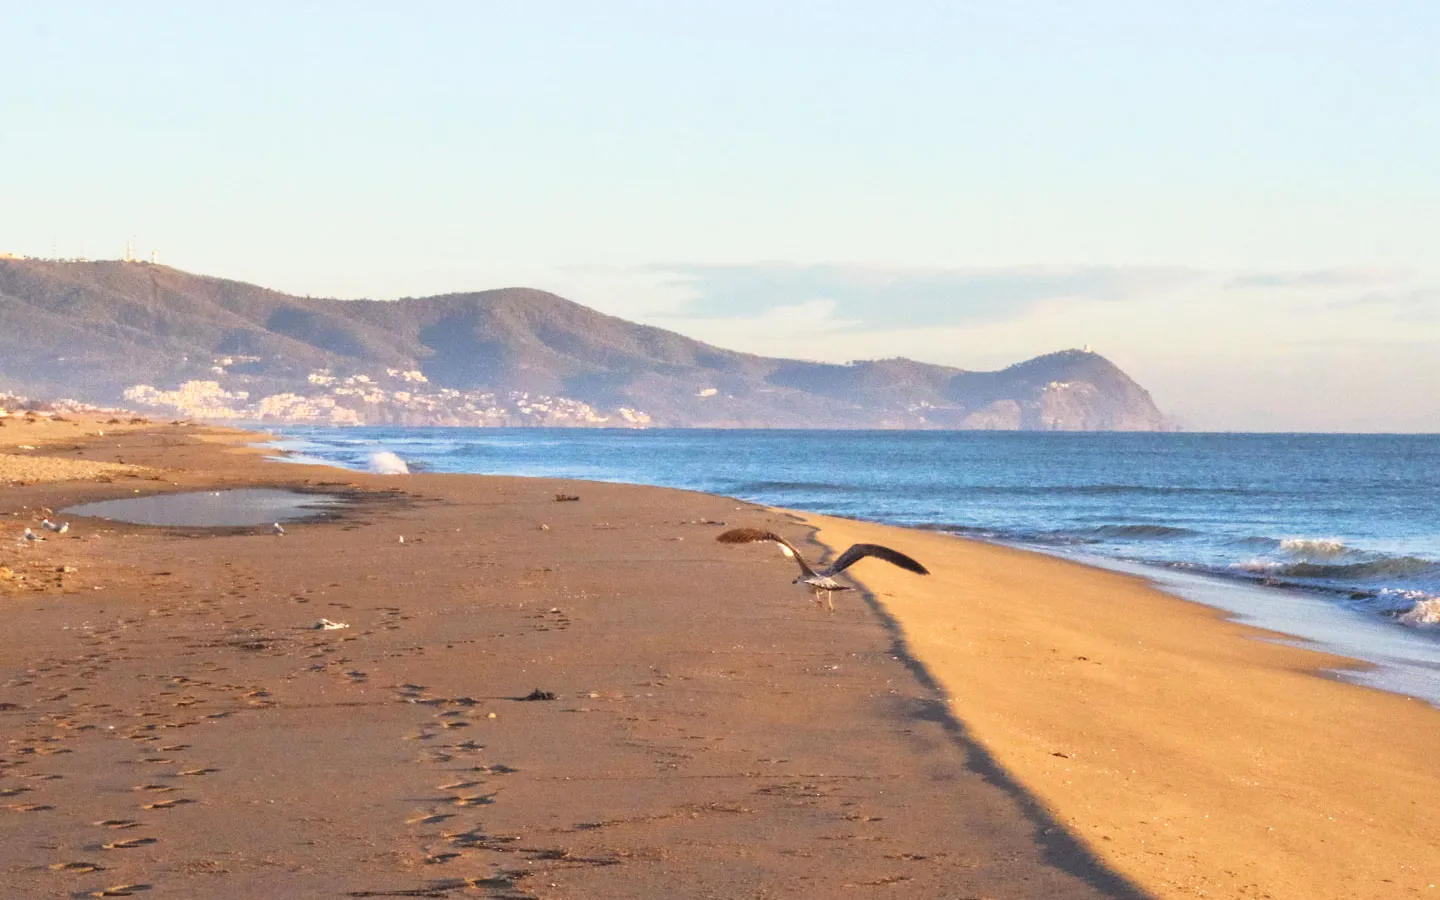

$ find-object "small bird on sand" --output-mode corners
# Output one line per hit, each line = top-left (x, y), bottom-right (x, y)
(716, 527), (929, 610)
(271, 522), (285, 536)
(20, 528), (42, 544)
(41, 519), (69, 534)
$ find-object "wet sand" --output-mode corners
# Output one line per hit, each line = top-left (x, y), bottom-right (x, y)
(1, 420), (1140, 898)
(1, 419), (1434, 898)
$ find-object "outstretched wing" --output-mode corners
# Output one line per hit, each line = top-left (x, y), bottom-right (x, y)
(826, 543), (929, 576)
(715, 528), (817, 577)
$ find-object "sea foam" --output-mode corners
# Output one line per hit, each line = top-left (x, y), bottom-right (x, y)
(368, 451), (410, 475)
(1398, 597), (1440, 628)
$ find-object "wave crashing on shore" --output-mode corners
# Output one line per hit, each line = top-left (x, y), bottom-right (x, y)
(1397, 595), (1440, 628)
(368, 451), (410, 475)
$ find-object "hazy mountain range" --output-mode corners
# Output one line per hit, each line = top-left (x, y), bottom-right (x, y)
(0, 258), (1170, 430)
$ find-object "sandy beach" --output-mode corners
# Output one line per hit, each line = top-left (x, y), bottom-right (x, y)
(807, 515), (1440, 899)
(1, 419), (1436, 898)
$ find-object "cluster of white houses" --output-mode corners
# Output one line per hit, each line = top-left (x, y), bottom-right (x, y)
(124, 364), (652, 428)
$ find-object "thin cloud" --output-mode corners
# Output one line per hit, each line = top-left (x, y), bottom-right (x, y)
(1330, 286), (1440, 321)
(1224, 268), (1401, 290)
(645, 262), (1203, 329)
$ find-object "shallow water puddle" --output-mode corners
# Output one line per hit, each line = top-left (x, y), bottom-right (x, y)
(63, 488), (344, 527)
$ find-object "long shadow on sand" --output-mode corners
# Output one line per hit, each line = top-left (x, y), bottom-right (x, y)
(802, 527), (1155, 900)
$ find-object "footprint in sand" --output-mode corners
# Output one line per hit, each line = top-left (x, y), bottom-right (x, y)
(467, 872), (532, 892)
(101, 837), (158, 850)
(7, 802), (55, 811)
(89, 884), (152, 897)
(421, 852), (461, 864)
(95, 819), (143, 829)
(404, 812), (454, 826)
(140, 798), (194, 810)
(48, 861), (105, 873)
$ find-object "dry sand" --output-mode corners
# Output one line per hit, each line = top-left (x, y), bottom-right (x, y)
(0, 419), (1434, 898)
(0, 412), (165, 484)
(1, 421), (1138, 899)
(806, 514), (1440, 899)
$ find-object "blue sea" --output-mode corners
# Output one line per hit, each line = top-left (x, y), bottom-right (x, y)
(267, 428), (1440, 705)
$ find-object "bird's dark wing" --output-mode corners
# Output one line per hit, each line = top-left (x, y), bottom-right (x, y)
(826, 543), (930, 576)
(716, 528), (817, 577)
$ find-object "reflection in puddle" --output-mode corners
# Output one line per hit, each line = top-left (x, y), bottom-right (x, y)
(63, 488), (345, 527)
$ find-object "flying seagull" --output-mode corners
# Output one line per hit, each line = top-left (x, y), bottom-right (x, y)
(716, 527), (929, 610)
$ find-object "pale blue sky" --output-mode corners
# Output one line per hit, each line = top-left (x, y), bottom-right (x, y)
(3, 2), (1437, 430)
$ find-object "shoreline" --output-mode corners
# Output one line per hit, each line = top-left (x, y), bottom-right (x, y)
(1048, 547), (1440, 708)
(804, 512), (1440, 899)
(262, 425), (1440, 683)
(2, 418), (1436, 897)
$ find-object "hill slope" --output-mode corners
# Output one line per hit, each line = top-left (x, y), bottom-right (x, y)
(0, 259), (1169, 430)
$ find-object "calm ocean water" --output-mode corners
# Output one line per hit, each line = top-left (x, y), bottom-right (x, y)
(267, 427), (1440, 704)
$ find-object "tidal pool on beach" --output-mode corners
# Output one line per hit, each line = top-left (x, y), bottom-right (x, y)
(63, 488), (345, 527)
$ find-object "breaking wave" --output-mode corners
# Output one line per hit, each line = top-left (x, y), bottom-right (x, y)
(1398, 597), (1440, 628)
(367, 451), (410, 475)
(1279, 537), (1352, 558)
(1232, 554), (1439, 583)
